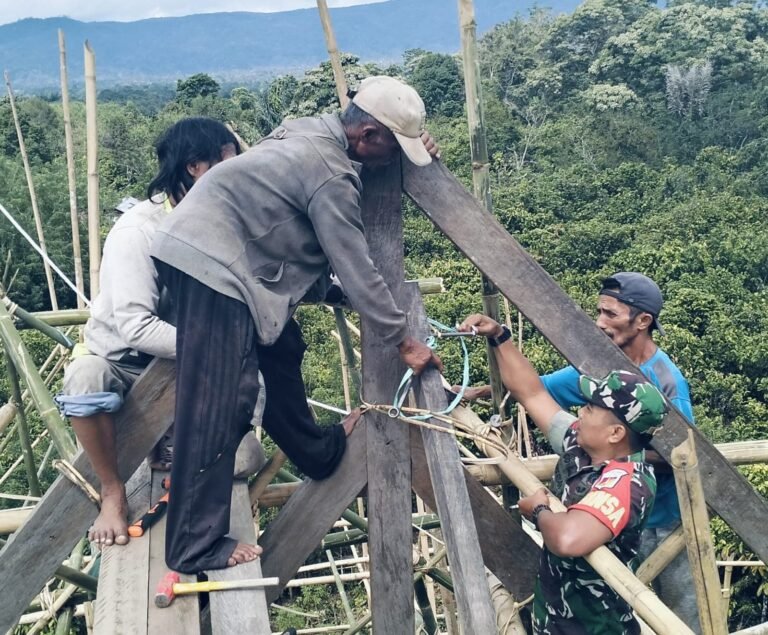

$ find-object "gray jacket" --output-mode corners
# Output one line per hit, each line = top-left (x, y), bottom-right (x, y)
(85, 198), (176, 362)
(151, 114), (407, 346)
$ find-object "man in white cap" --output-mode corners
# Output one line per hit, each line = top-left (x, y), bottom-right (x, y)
(150, 76), (441, 573)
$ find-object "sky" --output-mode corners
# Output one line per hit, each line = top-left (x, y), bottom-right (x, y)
(0, 0), (383, 26)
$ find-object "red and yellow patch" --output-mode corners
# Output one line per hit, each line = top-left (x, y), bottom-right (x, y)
(570, 463), (634, 536)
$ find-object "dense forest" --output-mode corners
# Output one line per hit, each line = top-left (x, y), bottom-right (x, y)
(1, 0), (767, 631)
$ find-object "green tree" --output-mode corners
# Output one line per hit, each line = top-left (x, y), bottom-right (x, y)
(175, 73), (221, 104)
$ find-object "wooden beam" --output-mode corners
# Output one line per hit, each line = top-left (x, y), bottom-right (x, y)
(259, 422), (367, 604)
(207, 482), (270, 634)
(402, 159), (768, 564)
(0, 359), (175, 633)
(93, 462), (152, 635)
(360, 158), (414, 633)
(146, 470), (200, 634)
(405, 284), (496, 633)
(410, 428), (539, 599)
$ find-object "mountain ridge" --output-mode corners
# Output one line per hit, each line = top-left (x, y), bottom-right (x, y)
(0, 0), (578, 92)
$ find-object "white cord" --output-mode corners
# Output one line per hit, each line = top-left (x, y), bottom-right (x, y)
(0, 200), (90, 306)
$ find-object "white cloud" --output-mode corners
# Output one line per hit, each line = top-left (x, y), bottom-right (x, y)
(0, 0), (383, 26)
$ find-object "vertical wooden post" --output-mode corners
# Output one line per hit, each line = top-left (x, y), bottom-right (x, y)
(4, 71), (59, 310)
(59, 30), (86, 310)
(316, 0), (349, 108)
(671, 430), (729, 635)
(5, 351), (41, 497)
(359, 159), (414, 633)
(457, 0), (505, 414)
(407, 284), (497, 633)
(84, 41), (101, 299)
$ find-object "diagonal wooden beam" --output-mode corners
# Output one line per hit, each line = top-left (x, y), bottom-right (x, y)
(410, 428), (539, 599)
(402, 159), (768, 564)
(0, 359), (175, 633)
(405, 283), (496, 632)
(259, 422), (368, 604)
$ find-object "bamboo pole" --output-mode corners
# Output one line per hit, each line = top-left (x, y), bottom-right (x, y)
(5, 351), (41, 497)
(84, 41), (101, 299)
(59, 29), (86, 310)
(487, 572), (528, 634)
(635, 525), (686, 585)
(248, 448), (288, 512)
(721, 551), (734, 618)
(3, 71), (59, 310)
(27, 309), (90, 327)
(0, 538), (97, 593)
(0, 507), (32, 533)
(0, 429), (47, 488)
(316, 0), (349, 108)
(414, 575), (438, 634)
(4, 296), (74, 349)
(457, 0), (505, 418)
(671, 430), (728, 635)
(54, 539), (86, 635)
(467, 439), (768, 485)
(0, 300), (76, 460)
(326, 549), (356, 625)
(452, 404), (695, 635)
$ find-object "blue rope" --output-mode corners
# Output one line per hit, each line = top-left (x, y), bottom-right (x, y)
(389, 318), (472, 420)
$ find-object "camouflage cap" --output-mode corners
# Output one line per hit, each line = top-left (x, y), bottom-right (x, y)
(578, 370), (668, 435)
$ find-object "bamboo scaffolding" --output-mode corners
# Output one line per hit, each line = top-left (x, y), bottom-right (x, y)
(5, 350), (41, 497)
(326, 549), (356, 624)
(0, 429), (47, 489)
(58, 29), (86, 309)
(0, 301), (75, 459)
(84, 41), (101, 298)
(3, 71), (58, 310)
(0, 538), (97, 593)
(672, 431), (729, 635)
(457, 0), (504, 417)
(487, 571), (528, 634)
(3, 296), (74, 349)
(54, 538), (86, 635)
(452, 404), (695, 635)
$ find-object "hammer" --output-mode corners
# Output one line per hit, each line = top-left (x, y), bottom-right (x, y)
(154, 571), (280, 608)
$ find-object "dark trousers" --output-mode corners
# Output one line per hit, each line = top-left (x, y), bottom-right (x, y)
(155, 261), (345, 572)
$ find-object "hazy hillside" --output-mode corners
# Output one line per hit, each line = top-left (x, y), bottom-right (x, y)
(0, 0), (578, 91)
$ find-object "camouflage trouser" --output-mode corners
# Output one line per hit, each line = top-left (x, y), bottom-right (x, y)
(637, 524), (701, 634)
(532, 577), (640, 634)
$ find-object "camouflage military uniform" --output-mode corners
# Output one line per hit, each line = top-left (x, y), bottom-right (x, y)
(531, 410), (657, 634)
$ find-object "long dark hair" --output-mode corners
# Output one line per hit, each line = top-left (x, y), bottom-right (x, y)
(147, 117), (240, 204)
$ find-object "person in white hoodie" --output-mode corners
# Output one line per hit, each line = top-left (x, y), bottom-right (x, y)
(56, 118), (240, 548)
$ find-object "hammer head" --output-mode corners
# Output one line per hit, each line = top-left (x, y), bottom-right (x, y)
(154, 571), (181, 608)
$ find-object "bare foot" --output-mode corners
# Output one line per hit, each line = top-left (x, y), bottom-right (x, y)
(226, 542), (262, 567)
(342, 407), (363, 437)
(89, 483), (129, 547)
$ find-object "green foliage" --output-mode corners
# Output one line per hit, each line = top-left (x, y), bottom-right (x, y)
(175, 73), (221, 104)
(404, 50), (465, 118)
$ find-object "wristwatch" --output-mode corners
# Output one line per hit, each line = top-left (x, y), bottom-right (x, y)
(531, 503), (552, 529)
(488, 325), (512, 347)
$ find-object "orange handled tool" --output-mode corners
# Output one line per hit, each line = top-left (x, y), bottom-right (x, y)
(128, 491), (169, 538)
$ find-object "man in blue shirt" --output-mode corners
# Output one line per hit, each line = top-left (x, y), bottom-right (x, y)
(459, 272), (698, 629)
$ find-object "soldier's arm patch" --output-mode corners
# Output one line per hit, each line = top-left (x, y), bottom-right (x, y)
(569, 461), (634, 537)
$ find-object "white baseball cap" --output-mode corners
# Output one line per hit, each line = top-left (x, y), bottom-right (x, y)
(352, 76), (432, 167)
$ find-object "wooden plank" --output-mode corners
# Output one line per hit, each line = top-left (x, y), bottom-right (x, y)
(94, 462), (152, 635)
(206, 482), (271, 634)
(410, 429), (539, 599)
(0, 359), (176, 633)
(146, 469), (200, 634)
(360, 158), (414, 634)
(259, 421), (367, 604)
(402, 159), (768, 564)
(404, 283), (496, 633)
